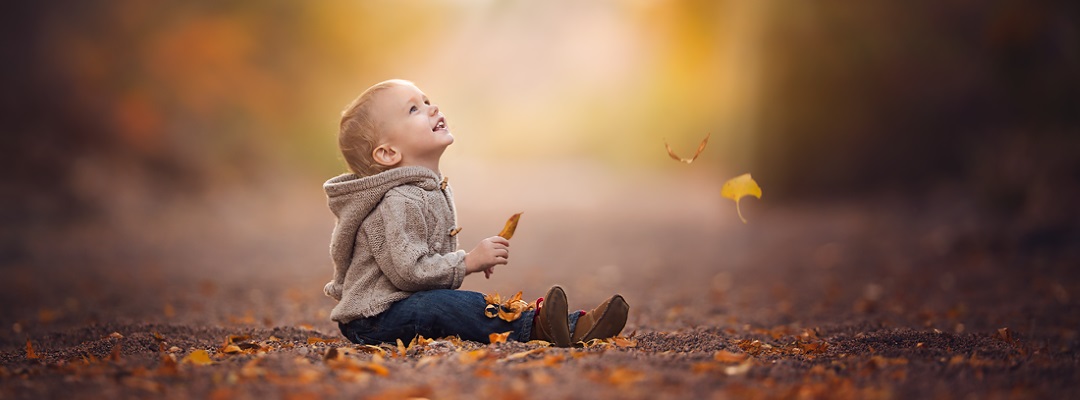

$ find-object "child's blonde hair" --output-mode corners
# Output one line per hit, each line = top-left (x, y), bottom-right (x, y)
(339, 79), (413, 176)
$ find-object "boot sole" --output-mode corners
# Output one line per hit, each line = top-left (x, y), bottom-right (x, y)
(542, 286), (572, 347)
(580, 294), (629, 343)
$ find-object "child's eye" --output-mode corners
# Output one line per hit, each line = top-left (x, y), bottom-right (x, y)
(409, 105), (418, 113)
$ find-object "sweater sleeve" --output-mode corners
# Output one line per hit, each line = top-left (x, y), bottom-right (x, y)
(366, 192), (466, 292)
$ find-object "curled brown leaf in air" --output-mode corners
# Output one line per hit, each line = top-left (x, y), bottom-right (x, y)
(664, 133), (711, 164)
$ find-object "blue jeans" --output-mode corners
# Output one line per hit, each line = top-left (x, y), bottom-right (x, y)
(338, 289), (539, 345)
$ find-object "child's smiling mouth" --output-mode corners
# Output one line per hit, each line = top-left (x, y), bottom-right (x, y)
(433, 116), (447, 132)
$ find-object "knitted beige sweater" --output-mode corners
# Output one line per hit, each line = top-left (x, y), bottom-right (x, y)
(323, 166), (466, 323)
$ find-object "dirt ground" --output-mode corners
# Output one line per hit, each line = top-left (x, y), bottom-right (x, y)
(1, 163), (1077, 399)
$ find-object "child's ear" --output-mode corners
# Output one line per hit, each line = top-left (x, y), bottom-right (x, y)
(372, 144), (402, 167)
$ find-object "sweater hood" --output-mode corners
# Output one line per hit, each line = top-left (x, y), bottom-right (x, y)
(323, 166), (443, 298)
(324, 166), (442, 220)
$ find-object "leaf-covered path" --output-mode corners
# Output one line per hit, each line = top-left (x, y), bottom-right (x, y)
(2, 167), (1077, 398)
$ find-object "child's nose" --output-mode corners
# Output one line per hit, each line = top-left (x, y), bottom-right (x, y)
(429, 104), (439, 115)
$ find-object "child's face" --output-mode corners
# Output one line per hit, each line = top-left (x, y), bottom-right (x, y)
(372, 83), (453, 168)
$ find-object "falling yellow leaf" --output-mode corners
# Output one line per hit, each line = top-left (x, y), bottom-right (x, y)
(664, 133), (711, 164)
(498, 213), (523, 240)
(720, 173), (762, 223)
(488, 331), (511, 344)
(26, 339), (40, 360)
(163, 303), (176, 318)
(182, 349), (214, 366)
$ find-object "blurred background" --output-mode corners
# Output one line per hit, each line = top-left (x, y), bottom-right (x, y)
(1, 0), (1078, 336)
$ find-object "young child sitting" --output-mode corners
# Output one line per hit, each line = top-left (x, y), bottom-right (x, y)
(323, 79), (629, 347)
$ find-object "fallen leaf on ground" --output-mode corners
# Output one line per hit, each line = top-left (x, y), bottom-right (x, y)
(610, 337), (637, 348)
(222, 345), (243, 354)
(489, 331), (511, 344)
(157, 354), (179, 376)
(182, 350), (213, 366)
(724, 359), (753, 375)
(26, 339), (40, 359)
(721, 173), (762, 223)
(483, 291), (534, 322)
(606, 367), (645, 386)
(408, 335), (434, 351)
(664, 133), (711, 164)
(396, 339), (406, 357)
(307, 337), (340, 345)
(459, 349), (489, 365)
(498, 213), (523, 239)
(998, 327), (1014, 343)
(501, 347), (547, 362)
(355, 344), (387, 356)
(714, 349), (750, 363)
(108, 343), (122, 361)
(416, 355), (440, 368)
(239, 358), (266, 379)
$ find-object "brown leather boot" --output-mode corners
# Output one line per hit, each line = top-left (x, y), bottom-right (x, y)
(530, 285), (571, 347)
(570, 294), (629, 344)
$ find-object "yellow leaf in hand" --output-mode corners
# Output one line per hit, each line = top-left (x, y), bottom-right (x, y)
(720, 173), (762, 223)
(498, 213), (523, 239)
(664, 133), (711, 164)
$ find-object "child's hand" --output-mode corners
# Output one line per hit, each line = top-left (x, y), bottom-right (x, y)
(465, 236), (510, 276)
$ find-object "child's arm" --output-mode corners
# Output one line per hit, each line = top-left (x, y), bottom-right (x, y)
(367, 192), (481, 291)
